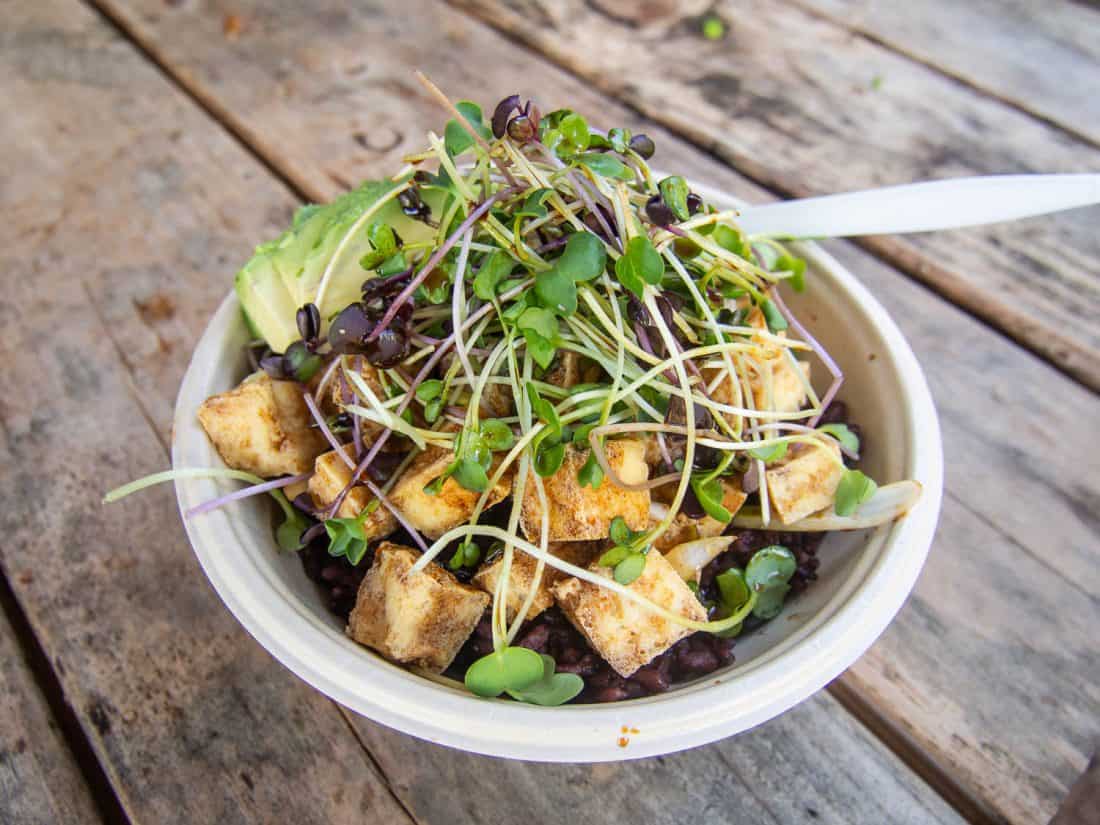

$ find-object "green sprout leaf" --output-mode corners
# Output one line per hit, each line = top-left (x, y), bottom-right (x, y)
(556, 232), (607, 282)
(818, 423), (860, 455)
(444, 100), (491, 157)
(517, 306), (558, 341)
(473, 250), (515, 300)
(658, 176), (691, 221)
(523, 329), (557, 370)
(507, 654), (584, 706)
(449, 540), (482, 570)
(834, 469), (878, 517)
(480, 419), (515, 451)
(575, 153), (634, 181)
(712, 224), (751, 260)
(614, 235), (663, 297)
(415, 379), (443, 402)
(714, 567), (751, 637)
(745, 545), (797, 620)
(423, 397), (443, 423)
(613, 552), (646, 585)
(452, 458), (490, 493)
(748, 441), (788, 463)
(577, 450), (603, 489)
(598, 545), (631, 568)
(558, 113), (590, 152)
(325, 516), (369, 565)
(760, 298), (789, 333)
(690, 476), (733, 523)
(534, 441), (566, 477)
(465, 645), (546, 698)
(607, 127), (630, 154)
(535, 268), (578, 316)
(516, 188), (554, 219)
(359, 222), (399, 270)
(273, 491), (309, 552)
(776, 254), (807, 292)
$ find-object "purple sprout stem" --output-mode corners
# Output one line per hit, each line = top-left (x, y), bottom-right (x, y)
(366, 188), (518, 343)
(769, 288), (843, 427)
(184, 472), (311, 518)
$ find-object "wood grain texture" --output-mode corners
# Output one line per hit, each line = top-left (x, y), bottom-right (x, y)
(70, 2), (1100, 822)
(0, 4), (417, 824)
(0, 1), (970, 823)
(788, 0), (1100, 148)
(452, 0), (1100, 392)
(352, 695), (966, 825)
(0, 615), (102, 825)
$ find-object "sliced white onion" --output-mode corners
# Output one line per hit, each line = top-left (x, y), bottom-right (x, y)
(730, 480), (923, 531)
(663, 536), (736, 582)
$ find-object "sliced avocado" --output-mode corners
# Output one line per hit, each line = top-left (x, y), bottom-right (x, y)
(235, 177), (448, 353)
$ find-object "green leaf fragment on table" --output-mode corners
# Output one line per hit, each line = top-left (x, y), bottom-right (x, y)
(834, 469), (878, 516)
(465, 645), (546, 698)
(507, 654), (584, 706)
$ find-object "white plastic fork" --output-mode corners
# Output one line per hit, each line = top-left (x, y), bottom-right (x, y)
(734, 173), (1100, 238)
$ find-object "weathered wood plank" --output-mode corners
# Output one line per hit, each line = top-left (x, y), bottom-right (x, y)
(351, 694), (966, 825)
(451, 0), (1100, 392)
(0, 610), (103, 825)
(29, 2), (1100, 823)
(0, 4), (417, 824)
(788, 0), (1100, 148)
(75, 1), (1100, 822)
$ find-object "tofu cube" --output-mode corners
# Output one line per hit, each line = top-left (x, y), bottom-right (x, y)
(471, 541), (600, 622)
(308, 447), (397, 540)
(766, 441), (844, 524)
(704, 307), (810, 417)
(197, 371), (326, 477)
(520, 440), (650, 542)
(651, 480), (747, 552)
(543, 351), (582, 389)
(553, 548), (706, 677)
(388, 445), (513, 539)
(347, 543), (489, 672)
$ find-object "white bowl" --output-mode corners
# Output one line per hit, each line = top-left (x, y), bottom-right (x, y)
(172, 183), (942, 761)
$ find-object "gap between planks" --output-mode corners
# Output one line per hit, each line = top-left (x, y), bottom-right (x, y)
(781, 0), (1100, 152)
(0, 568), (132, 825)
(60, 3), (1076, 822)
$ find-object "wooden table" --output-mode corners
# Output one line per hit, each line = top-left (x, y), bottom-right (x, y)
(2, 1), (1097, 823)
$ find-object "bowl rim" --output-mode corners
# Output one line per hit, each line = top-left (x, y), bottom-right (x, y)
(172, 184), (943, 762)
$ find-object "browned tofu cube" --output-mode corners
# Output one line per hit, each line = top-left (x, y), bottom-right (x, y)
(651, 480), (746, 552)
(520, 440), (650, 541)
(347, 543), (489, 672)
(471, 541), (600, 621)
(766, 441), (844, 524)
(308, 447), (397, 540)
(197, 371), (326, 477)
(553, 549), (706, 677)
(388, 445), (513, 539)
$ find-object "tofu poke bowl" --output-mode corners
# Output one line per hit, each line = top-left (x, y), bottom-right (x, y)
(109, 82), (942, 760)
